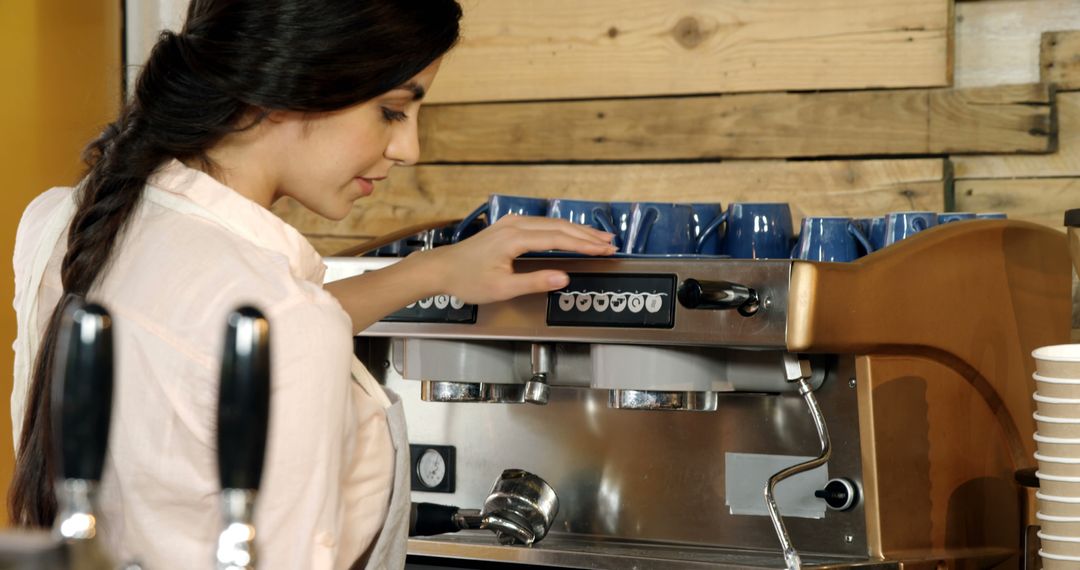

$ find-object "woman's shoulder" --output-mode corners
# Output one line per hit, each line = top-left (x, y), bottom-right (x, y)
(14, 186), (75, 272)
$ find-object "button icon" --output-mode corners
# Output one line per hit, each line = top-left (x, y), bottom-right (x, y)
(593, 293), (610, 312)
(450, 296), (465, 310)
(627, 294), (645, 313)
(609, 294), (627, 313)
(406, 301), (417, 309)
(645, 294), (663, 314)
(434, 295), (450, 309)
(558, 293), (575, 312)
(418, 297), (434, 309)
(575, 293), (593, 312)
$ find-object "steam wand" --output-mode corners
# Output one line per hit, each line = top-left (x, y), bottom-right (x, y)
(763, 354), (832, 570)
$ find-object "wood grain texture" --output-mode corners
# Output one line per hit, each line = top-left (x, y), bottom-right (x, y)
(1042, 30), (1080, 90)
(419, 84), (1052, 161)
(426, 0), (950, 103)
(954, 177), (1079, 229)
(953, 92), (1080, 178)
(955, 0), (1080, 88)
(273, 160), (945, 237)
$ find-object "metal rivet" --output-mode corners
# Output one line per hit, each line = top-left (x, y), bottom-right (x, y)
(762, 296), (772, 309)
(382, 360), (391, 369)
(844, 534), (854, 544)
(848, 378), (857, 389)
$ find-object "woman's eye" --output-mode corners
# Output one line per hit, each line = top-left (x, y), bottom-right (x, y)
(381, 108), (408, 123)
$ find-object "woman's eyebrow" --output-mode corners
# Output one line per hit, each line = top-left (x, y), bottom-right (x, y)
(391, 81), (426, 101)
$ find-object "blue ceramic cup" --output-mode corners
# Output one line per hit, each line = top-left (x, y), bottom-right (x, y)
(607, 202), (634, 250)
(623, 202), (723, 254)
(854, 217), (887, 251)
(547, 198), (615, 232)
(715, 203), (793, 259)
(937, 212), (976, 223)
(792, 217), (874, 262)
(452, 195), (549, 242)
(975, 212), (1008, 220)
(883, 211), (937, 246)
(692, 203), (724, 255)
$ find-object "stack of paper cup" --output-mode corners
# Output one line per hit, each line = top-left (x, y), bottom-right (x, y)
(1033, 344), (1080, 567)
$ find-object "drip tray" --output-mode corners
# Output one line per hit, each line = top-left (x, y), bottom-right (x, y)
(407, 532), (897, 569)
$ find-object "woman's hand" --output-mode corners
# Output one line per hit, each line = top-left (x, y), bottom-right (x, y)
(420, 215), (616, 305)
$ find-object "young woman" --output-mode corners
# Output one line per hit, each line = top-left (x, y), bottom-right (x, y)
(10, 1), (615, 567)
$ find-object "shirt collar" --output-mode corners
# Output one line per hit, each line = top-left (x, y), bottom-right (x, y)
(147, 159), (326, 284)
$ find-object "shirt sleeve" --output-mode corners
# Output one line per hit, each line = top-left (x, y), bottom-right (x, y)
(253, 291), (361, 569)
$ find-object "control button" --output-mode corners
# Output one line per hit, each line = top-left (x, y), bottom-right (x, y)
(406, 301), (417, 309)
(449, 296), (465, 310)
(645, 294), (663, 314)
(434, 295), (450, 309)
(609, 294), (628, 313)
(418, 297), (434, 309)
(575, 293), (593, 312)
(627, 294), (645, 313)
(558, 293), (575, 312)
(593, 293), (610, 312)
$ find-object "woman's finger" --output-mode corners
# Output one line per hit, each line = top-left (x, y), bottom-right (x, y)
(497, 215), (614, 244)
(494, 269), (571, 300)
(504, 229), (617, 256)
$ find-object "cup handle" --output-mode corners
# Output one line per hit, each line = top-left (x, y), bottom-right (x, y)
(911, 217), (928, 232)
(790, 237), (802, 260)
(693, 211), (727, 254)
(452, 203), (490, 243)
(631, 207), (659, 254)
(591, 207), (619, 247)
(847, 221), (874, 255)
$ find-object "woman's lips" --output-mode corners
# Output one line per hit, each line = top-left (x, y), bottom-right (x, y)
(355, 177), (375, 196)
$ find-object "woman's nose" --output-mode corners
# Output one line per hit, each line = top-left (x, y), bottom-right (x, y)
(385, 118), (421, 166)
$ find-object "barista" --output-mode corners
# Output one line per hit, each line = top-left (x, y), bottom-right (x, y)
(9, 1), (615, 568)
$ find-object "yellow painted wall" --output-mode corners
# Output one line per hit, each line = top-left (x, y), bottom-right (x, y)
(0, 0), (121, 519)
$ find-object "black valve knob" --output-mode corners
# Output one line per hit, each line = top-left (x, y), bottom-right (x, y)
(677, 279), (760, 316)
(409, 502), (463, 536)
(814, 478), (858, 511)
(1066, 208), (1080, 228)
(52, 301), (114, 483)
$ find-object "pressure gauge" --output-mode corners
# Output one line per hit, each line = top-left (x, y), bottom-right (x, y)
(417, 449), (446, 489)
(409, 444), (455, 493)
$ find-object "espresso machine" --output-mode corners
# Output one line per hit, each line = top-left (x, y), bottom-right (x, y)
(332, 218), (1073, 569)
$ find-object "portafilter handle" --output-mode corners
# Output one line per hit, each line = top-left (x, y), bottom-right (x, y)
(409, 503), (475, 536)
(216, 307), (271, 570)
(51, 301), (113, 541)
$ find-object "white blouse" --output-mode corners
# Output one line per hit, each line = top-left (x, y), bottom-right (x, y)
(12, 160), (394, 569)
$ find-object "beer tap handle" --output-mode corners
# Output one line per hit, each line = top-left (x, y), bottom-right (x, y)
(677, 279), (759, 316)
(216, 307), (271, 570)
(52, 302), (114, 486)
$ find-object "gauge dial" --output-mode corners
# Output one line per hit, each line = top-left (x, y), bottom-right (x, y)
(416, 448), (446, 489)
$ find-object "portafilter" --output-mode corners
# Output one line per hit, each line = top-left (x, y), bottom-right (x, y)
(410, 469), (560, 546)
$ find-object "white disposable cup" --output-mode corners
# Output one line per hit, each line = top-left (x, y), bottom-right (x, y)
(1038, 373), (1080, 399)
(1039, 472), (1080, 497)
(1038, 492), (1080, 517)
(1041, 531), (1080, 557)
(1036, 433), (1080, 458)
(1037, 453), (1080, 478)
(1040, 546), (1080, 568)
(1034, 344), (1080, 378)
(1037, 412), (1080, 439)
(1039, 514), (1080, 541)
(1035, 392), (1080, 418)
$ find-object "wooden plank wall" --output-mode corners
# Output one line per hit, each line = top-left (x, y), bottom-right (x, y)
(269, 0), (1080, 338)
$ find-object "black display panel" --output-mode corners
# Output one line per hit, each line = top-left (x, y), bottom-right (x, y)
(382, 295), (476, 324)
(546, 273), (676, 328)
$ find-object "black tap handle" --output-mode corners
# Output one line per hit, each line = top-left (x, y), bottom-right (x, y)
(677, 279), (759, 314)
(409, 502), (463, 536)
(217, 307), (271, 491)
(51, 301), (114, 482)
(1066, 209), (1080, 228)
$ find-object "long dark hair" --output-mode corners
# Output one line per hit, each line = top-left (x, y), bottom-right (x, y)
(10, 0), (462, 527)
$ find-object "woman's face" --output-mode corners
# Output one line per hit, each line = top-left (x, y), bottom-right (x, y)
(273, 57), (442, 220)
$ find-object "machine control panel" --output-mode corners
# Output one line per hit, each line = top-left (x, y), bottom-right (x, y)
(546, 273), (676, 328)
(382, 295), (476, 324)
